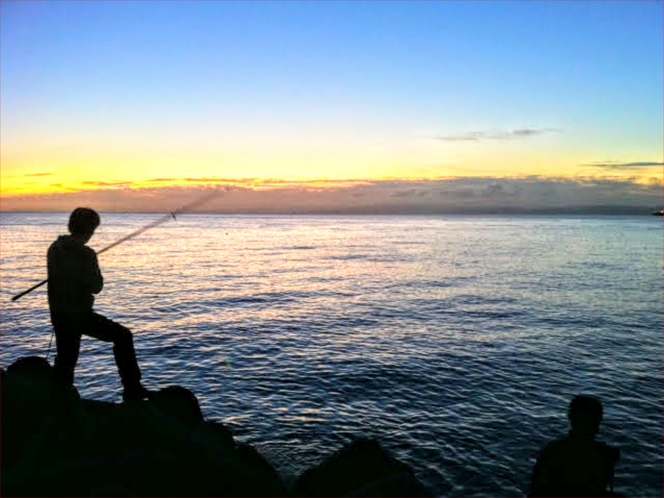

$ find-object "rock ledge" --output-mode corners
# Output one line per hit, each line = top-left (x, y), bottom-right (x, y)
(1, 356), (432, 497)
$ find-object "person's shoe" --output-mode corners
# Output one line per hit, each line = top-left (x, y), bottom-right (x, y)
(122, 383), (151, 402)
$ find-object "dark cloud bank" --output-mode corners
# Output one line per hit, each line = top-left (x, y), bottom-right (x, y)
(1, 176), (662, 214)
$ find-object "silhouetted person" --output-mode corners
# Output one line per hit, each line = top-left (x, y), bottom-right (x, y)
(48, 207), (149, 401)
(529, 395), (620, 497)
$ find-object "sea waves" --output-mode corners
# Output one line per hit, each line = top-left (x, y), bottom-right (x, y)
(1, 213), (662, 496)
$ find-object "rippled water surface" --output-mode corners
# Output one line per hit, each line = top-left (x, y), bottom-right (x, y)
(1, 213), (662, 496)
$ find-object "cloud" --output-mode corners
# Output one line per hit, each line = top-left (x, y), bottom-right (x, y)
(143, 176), (373, 190)
(390, 188), (428, 198)
(439, 187), (474, 199)
(49, 183), (83, 191)
(435, 128), (560, 142)
(181, 177), (248, 183)
(81, 181), (136, 188)
(582, 161), (664, 170)
(1, 176), (661, 214)
(23, 172), (53, 177)
(146, 178), (179, 183)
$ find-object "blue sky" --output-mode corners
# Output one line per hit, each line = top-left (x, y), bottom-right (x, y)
(1, 0), (662, 210)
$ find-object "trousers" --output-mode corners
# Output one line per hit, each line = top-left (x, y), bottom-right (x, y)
(51, 311), (142, 389)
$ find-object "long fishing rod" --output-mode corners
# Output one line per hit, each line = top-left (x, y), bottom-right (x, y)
(10, 190), (220, 302)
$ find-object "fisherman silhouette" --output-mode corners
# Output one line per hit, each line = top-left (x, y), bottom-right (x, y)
(528, 395), (620, 497)
(47, 208), (150, 402)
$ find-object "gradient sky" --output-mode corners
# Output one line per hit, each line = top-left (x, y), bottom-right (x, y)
(1, 0), (662, 211)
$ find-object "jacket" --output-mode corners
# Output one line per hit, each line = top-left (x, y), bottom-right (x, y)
(47, 235), (103, 316)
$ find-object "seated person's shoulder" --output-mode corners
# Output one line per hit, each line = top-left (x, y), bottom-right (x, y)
(538, 436), (617, 466)
(595, 440), (620, 464)
(537, 436), (570, 459)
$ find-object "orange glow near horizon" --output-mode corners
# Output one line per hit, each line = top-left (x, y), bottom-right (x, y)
(1, 135), (662, 199)
(2, 160), (661, 199)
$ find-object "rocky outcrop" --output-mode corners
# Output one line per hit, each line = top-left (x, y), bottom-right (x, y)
(293, 438), (433, 497)
(1, 356), (433, 497)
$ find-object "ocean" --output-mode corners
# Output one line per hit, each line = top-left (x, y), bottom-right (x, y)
(1, 212), (662, 497)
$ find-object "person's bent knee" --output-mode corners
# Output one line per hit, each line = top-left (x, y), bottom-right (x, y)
(113, 326), (134, 345)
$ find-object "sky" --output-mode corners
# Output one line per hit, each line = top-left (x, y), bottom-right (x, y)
(1, 0), (662, 213)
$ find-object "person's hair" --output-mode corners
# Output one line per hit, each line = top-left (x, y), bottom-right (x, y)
(68, 207), (100, 236)
(568, 395), (603, 435)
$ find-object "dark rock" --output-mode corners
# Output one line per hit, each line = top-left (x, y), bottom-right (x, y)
(235, 443), (287, 496)
(2, 355), (431, 497)
(3, 354), (80, 401)
(200, 420), (237, 453)
(1, 356), (81, 474)
(347, 473), (435, 497)
(6, 355), (52, 378)
(148, 385), (204, 427)
(1, 355), (286, 497)
(294, 438), (433, 497)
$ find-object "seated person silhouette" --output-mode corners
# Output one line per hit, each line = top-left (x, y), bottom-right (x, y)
(528, 395), (620, 497)
(47, 207), (150, 401)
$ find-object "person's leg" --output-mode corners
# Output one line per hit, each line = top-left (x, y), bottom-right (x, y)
(84, 313), (146, 398)
(52, 326), (81, 387)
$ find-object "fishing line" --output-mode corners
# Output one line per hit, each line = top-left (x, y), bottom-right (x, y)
(10, 190), (220, 302)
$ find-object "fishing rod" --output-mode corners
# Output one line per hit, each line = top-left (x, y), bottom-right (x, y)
(10, 190), (220, 302)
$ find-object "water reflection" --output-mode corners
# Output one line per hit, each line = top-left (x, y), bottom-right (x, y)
(0, 213), (662, 496)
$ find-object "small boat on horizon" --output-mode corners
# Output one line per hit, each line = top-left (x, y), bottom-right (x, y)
(653, 209), (664, 216)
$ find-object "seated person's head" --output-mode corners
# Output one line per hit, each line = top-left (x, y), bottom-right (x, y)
(69, 208), (100, 241)
(568, 395), (603, 438)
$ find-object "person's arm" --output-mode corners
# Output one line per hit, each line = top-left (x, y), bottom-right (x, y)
(604, 445), (620, 494)
(528, 448), (552, 497)
(86, 248), (104, 294)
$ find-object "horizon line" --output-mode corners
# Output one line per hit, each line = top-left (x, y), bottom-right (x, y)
(1, 206), (660, 216)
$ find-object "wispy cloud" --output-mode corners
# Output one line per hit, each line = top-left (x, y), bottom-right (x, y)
(144, 177), (373, 190)
(181, 177), (245, 183)
(22, 172), (53, 177)
(583, 161), (664, 170)
(435, 127), (560, 142)
(81, 181), (136, 188)
(49, 183), (83, 191)
(145, 178), (176, 183)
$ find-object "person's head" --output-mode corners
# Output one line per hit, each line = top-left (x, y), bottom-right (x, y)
(68, 207), (100, 242)
(568, 395), (603, 438)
